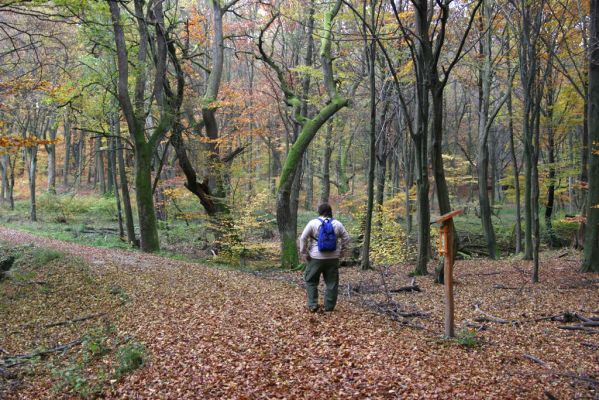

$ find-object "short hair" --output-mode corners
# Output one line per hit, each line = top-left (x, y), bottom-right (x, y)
(317, 203), (333, 218)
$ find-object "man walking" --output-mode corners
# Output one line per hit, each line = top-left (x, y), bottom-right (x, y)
(299, 203), (351, 312)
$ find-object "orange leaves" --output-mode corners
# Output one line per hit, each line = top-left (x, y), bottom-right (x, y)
(0, 135), (58, 149)
(0, 79), (53, 96)
(1, 227), (598, 399)
(187, 13), (209, 47)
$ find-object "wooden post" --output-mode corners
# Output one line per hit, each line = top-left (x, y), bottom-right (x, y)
(433, 209), (463, 338)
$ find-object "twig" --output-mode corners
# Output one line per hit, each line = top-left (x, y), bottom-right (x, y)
(474, 304), (511, 324)
(389, 277), (421, 293)
(44, 313), (107, 328)
(534, 312), (577, 323)
(581, 341), (598, 350)
(461, 271), (501, 277)
(523, 354), (547, 367)
(493, 284), (518, 290)
(557, 326), (599, 334)
(11, 280), (47, 286)
(2, 338), (83, 367)
(522, 354), (599, 388)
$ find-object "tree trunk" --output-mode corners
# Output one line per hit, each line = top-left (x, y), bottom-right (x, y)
(117, 135), (137, 246)
(507, 57), (522, 253)
(320, 121), (333, 204)
(476, 5), (497, 259)
(583, 0), (599, 272)
(303, 150), (313, 210)
(545, 79), (558, 247)
(405, 133), (414, 234)
(28, 147), (37, 222)
(109, 136), (124, 238)
(361, 11), (376, 271)
(107, 138), (115, 193)
(171, 123), (218, 214)
(75, 131), (85, 188)
(431, 85), (452, 217)
(63, 115), (71, 187)
(337, 126), (354, 195)
(508, 110), (522, 253)
(46, 126), (57, 194)
(532, 108), (541, 282)
(7, 156), (15, 210)
(1, 155), (8, 206)
(135, 143), (159, 252)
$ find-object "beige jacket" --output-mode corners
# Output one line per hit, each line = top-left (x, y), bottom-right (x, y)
(299, 217), (351, 260)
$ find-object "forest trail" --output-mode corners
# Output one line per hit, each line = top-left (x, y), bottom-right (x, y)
(0, 226), (596, 399)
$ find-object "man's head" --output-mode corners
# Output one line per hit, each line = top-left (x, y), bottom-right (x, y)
(317, 203), (333, 218)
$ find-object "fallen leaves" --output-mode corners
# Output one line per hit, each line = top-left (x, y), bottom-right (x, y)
(0, 227), (598, 399)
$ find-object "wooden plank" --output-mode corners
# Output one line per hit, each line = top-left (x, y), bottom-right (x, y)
(444, 219), (455, 338)
(432, 209), (464, 225)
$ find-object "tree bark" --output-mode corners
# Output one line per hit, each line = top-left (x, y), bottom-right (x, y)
(63, 115), (71, 187)
(0, 156), (6, 205)
(582, 0), (599, 272)
(361, 1), (377, 271)
(476, 2), (497, 259)
(320, 121), (333, 204)
(545, 71), (558, 247)
(116, 134), (136, 246)
(109, 0), (175, 252)
(109, 136), (124, 237)
(46, 125), (57, 194)
(28, 146), (37, 222)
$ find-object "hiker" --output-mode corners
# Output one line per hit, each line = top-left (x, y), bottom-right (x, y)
(299, 203), (351, 312)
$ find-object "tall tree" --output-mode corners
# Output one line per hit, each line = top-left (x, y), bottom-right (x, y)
(361, 0), (377, 271)
(583, 0), (599, 272)
(259, 0), (349, 269)
(108, 0), (178, 252)
(476, 0), (513, 259)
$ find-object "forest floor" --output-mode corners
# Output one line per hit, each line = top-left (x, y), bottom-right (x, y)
(0, 226), (598, 399)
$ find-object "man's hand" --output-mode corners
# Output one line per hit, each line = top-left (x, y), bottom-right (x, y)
(301, 253), (312, 263)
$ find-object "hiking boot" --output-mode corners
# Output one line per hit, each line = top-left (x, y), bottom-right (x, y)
(324, 307), (334, 312)
(308, 305), (319, 313)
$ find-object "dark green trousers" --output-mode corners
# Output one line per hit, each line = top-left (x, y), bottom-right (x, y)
(304, 258), (339, 310)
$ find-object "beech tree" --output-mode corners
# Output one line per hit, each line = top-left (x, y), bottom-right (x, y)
(583, 0), (599, 272)
(259, 0), (349, 269)
(108, 0), (181, 252)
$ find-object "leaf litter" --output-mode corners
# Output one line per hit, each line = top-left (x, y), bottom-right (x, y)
(0, 226), (597, 399)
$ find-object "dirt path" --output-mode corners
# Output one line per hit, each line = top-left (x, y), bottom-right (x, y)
(1, 226), (595, 399)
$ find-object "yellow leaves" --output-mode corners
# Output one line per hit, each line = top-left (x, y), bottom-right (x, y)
(0, 79), (53, 96)
(163, 187), (190, 200)
(289, 65), (324, 80)
(394, 59), (414, 82)
(0, 135), (58, 150)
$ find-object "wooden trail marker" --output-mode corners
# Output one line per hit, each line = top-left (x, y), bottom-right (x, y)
(432, 209), (464, 338)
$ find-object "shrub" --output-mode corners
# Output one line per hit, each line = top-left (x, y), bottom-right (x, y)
(115, 342), (146, 378)
(52, 365), (99, 399)
(348, 194), (416, 266)
(455, 329), (478, 348)
(552, 218), (580, 245)
(31, 248), (63, 266)
(215, 190), (276, 264)
(82, 334), (110, 362)
(37, 193), (117, 222)
(13, 247), (64, 269)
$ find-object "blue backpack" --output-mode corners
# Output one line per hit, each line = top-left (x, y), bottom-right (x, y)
(317, 218), (337, 252)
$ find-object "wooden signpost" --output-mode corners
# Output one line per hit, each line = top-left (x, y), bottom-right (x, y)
(432, 209), (464, 338)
